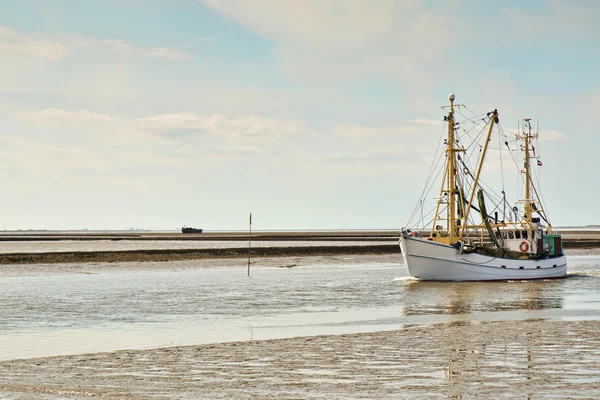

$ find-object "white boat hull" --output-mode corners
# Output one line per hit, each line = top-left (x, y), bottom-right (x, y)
(399, 235), (567, 281)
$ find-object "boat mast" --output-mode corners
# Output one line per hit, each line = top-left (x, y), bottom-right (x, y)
(447, 93), (457, 238)
(458, 110), (498, 240)
(518, 118), (555, 235)
(523, 119), (533, 224)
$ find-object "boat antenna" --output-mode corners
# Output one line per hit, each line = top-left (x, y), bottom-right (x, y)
(247, 212), (252, 276)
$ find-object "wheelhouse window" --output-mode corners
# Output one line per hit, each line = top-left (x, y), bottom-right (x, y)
(508, 231), (514, 239)
(522, 231), (528, 239)
(515, 231), (521, 239)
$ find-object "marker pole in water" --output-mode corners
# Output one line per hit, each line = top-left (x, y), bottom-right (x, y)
(247, 212), (252, 276)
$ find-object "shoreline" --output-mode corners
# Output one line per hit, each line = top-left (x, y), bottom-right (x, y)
(0, 230), (400, 241)
(1, 239), (600, 265)
(1, 228), (598, 241)
(0, 230), (599, 264)
(0, 245), (400, 265)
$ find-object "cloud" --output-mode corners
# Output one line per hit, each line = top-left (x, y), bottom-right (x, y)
(317, 151), (418, 173)
(10, 108), (313, 180)
(200, 0), (465, 84)
(539, 129), (566, 142)
(200, 0), (600, 93)
(16, 109), (117, 128)
(0, 26), (66, 59)
(335, 119), (443, 138)
(148, 47), (193, 61)
(316, 119), (443, 172)
(0, 25), (191, 61)
(335, 124), (407, 138)
(501, 0), (600, 42)
(136, 113), (309, 141)
(215, 144), (263, 154)
(15, 108), (311, 151)
(319, 144), (408, 167)
(409, 118), (442, 126)
(362, 144), (407, 156)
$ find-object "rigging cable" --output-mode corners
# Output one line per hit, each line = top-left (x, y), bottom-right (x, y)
(531, 155), (551, 226)
(533, 123), (552, 226)
(406, 123), (447, 227)
(498, 123), (527, 197)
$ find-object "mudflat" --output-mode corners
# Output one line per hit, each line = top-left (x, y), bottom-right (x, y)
(1, 319), (599, 399)
(0, 229), (597, 264)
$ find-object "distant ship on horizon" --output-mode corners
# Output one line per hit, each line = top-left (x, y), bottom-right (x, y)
(181, 226), (203, 234)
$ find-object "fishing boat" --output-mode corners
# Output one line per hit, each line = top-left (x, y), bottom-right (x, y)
(399, 94), (567, 281)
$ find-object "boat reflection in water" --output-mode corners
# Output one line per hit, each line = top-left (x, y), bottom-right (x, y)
(400, 279), (564, 317)
(397, 279), (597, 399)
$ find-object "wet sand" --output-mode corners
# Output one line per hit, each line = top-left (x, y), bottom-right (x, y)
(1, 319), (599, 399)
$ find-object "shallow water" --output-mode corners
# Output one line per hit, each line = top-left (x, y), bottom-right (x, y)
(0, 253), (599, 361)
(0, 239), (391, 253)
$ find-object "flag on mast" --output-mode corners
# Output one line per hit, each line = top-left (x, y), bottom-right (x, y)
(537, 159), (543, 166)
(249, 213), (252, 225)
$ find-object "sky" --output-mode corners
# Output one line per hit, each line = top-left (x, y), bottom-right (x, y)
(0, 0), (599, 231)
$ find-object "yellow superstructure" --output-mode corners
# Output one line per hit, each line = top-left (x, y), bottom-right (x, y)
(428, 95), (552, 249)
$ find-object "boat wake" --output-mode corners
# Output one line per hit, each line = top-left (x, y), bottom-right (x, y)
(393, 276), (420, 282)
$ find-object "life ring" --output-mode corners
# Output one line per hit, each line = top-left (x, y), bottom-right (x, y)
(519, 241), (529, 253)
